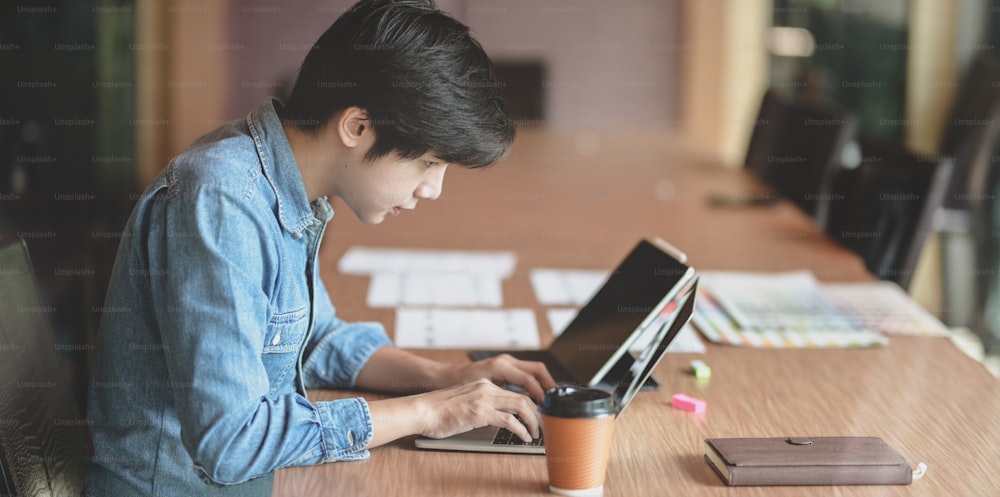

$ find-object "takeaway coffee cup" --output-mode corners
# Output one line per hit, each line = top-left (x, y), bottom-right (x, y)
(539, 386), (617, 497)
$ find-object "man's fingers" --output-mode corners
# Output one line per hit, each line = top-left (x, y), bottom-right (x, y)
(497, 412), (532, 442)
(521, 359), (557, 395)
(479, 380), (540, 441)
(496, 395), (540, 442)
(522, 359), (557, 389)
(492, 355), (556, 401)
(504, 367), (545, 401)
(507, 390), (542, 438)
(516, 402), (541, 440)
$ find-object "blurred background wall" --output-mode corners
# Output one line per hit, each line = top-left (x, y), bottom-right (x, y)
(161, 0), (683, 162)
(3, 0), (1000, 408)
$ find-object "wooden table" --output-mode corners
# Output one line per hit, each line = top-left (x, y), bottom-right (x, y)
(273, 128), (1000, 497)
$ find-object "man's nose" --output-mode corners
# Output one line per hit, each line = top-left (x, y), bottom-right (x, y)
(416, 166), (447, 200)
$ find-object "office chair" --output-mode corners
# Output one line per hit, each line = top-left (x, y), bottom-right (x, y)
(0, 236), (90, 497)
(973, 156), (1000, 353)
(756, 96), (858, 219)
(939, 52), (1000, 209)
(491, 61), (546, 123)
(824, 140), (954, 290)
(744, 89), (787, 174)
(936, 54), (1000, 327)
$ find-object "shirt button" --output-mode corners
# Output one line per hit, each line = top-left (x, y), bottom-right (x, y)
(271, 332), (281, 345)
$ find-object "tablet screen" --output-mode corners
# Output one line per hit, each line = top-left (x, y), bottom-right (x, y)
(613, 280), (697, 417)
(547, 239), (694, 385)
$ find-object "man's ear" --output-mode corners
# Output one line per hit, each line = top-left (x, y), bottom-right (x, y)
(336, 106), (370, 148)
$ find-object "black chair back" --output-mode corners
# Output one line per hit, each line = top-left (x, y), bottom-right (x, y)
(825, 140), (954, 289)
(756, 96), (857, 217)
(0, 236), (90, 497)
(744, 89), (787, 174)
(973, 153), (1000, 351)
(940, 53), (1000, 211)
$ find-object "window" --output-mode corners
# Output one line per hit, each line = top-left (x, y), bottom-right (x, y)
(769, 0), (909, 141)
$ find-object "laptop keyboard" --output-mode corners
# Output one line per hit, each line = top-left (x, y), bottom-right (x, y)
(491, 428), (544, 446)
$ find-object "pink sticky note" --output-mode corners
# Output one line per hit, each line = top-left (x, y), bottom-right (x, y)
(671, 393), (706, 414)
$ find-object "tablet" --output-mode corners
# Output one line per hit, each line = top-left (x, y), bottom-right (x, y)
(471, 238), (696, 388)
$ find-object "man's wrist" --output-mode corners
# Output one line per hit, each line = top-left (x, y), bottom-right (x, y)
(367, 395), (430, 447)
(420, 360), (456, 391)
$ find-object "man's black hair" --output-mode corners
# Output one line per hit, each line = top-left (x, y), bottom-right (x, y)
(284, 0), (514, 168)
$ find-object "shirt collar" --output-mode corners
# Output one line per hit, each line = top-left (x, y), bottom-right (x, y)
(245, 97), (319, 237)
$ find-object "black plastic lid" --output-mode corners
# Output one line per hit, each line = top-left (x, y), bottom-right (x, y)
(539, 386), (617, 418)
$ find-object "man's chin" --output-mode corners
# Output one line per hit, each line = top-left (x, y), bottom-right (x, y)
(357, 212), (387, 225)
(344, 205), (387, 225)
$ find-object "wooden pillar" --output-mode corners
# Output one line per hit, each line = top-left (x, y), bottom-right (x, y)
(681, 0), (771, 167)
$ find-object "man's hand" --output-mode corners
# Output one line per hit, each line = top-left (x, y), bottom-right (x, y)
(356, 348), (557, 449)
(416, 378), (541, 440)
(444, 353), (557, 402)
(356, 347), (556, 401)
(367, 378), (541, 447)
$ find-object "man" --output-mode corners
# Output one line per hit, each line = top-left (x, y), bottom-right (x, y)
(85, 1), (554, 495)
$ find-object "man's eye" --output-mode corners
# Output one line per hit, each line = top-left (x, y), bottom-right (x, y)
(424, 160), (437, 168)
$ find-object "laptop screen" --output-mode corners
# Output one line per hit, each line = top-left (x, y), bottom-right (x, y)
(547, 239), (694, 386)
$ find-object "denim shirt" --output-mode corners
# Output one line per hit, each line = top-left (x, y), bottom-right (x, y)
(85, 98), (393, 497)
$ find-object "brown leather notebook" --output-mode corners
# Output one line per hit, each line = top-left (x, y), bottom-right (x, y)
(704, 437), (914, 486)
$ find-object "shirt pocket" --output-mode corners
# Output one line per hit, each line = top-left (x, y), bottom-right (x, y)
(261, 307), (309, 390)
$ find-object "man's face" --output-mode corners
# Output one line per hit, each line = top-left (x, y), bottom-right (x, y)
(334, 151), (450, 224)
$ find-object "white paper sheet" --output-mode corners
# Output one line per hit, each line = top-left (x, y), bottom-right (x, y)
(339, 246), (516, 308)
(339, 246), (517, 277)
(366, 272), (503, 307)
(394, 308), (540, 349)
(529, 269), (608, 306)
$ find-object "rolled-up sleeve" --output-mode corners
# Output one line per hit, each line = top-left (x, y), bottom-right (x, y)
(314, 397), (374, 461)
(301, 279), (392, 390)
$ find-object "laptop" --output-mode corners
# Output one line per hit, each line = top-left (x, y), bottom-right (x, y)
(470, 238), (696, 390)
(415, 279), (698, 454)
